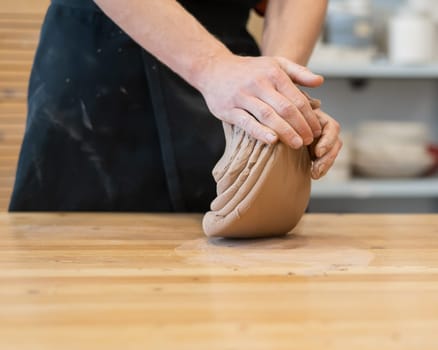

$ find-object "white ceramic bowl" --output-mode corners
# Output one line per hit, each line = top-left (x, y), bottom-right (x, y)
(356, 121), (429, 143)
(353, 144), (434, 177)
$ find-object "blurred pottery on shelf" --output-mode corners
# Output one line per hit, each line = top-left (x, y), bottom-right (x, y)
(353, 121), (435, 178)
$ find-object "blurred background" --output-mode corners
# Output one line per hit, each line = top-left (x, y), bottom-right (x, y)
(1, 0), (438, 212)
(251, 0), (438, 213)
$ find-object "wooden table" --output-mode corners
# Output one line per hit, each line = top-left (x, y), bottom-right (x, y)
(1, 213), (438, 349)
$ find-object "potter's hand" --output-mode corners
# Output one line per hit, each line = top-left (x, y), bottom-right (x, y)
(310, 109), (342, 179)
(196, 54), (324, 148)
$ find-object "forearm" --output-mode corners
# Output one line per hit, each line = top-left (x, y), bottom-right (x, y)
(93, 0), (232, 90)
(94, 0), (327, 148)
(262, 0), (327, 65)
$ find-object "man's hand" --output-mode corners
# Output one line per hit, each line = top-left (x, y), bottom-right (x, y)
(196, 54), (324, 149)
(310, 109), (343, 179)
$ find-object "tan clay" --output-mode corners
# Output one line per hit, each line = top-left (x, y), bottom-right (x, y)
(203, 93), (321, 238)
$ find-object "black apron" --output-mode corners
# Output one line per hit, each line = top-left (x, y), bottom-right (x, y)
(9, 0), (261, 212)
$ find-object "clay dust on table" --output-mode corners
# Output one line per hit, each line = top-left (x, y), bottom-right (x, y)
(175, 233), (374, 276)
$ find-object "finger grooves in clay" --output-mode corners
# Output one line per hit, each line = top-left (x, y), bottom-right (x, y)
(203, 124), (311, 238)
(216, 136), (258, 194)
(213, 141), (274, 216)
(212, 125), (245, 182)
(204, 92), (318, 238)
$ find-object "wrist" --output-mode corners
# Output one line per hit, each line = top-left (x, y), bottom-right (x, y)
(188, 45), (235, 93)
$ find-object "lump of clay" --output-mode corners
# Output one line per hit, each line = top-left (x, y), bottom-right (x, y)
(203, 94), (321, 238)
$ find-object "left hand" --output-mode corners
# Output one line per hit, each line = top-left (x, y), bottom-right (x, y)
(310, 108), (343, 180)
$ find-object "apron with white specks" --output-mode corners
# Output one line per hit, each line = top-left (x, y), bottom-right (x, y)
(9, 0), (260, 212)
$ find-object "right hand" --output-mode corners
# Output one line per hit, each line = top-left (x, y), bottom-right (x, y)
(196, 54), (324, 148)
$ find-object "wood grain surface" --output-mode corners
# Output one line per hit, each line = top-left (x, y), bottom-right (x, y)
(0, 0), (48, 210)
(1, 213), (438, 349)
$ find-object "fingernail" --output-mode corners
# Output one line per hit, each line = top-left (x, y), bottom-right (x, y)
(266, 133), (277, 143)
(291, 136), (303, 148)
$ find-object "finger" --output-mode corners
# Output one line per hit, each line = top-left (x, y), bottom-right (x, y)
(254, 87), (314, 145)
(314, 108), (329, 127)
(314, 109), (341, 158)
(274, 75), (322, 138)
(301, 90), (322, 109)
(225, 108), (279, 145)
(311, 138), (343, 179)
(275, 57), (324, 87)
(237, 96), (304, 149)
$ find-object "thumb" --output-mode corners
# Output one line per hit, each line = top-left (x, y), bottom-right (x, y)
(275, 57), (324, 87)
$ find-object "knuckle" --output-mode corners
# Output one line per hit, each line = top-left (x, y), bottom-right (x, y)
(250, 77), (265, 90)
(259, 106), (274, 121)
(293, 98), (307, 110)
(267, 66), (281, 80)
(240, 117), (263, 140)
(278, 103), (295, 118)
(276, 74), (290, 89)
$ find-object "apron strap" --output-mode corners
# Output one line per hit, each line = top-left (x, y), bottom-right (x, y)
(142, 52), (187, 212)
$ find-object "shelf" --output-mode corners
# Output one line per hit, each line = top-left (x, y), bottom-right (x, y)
(309, 62), (438, 79)
(311, 178), (438, 199)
